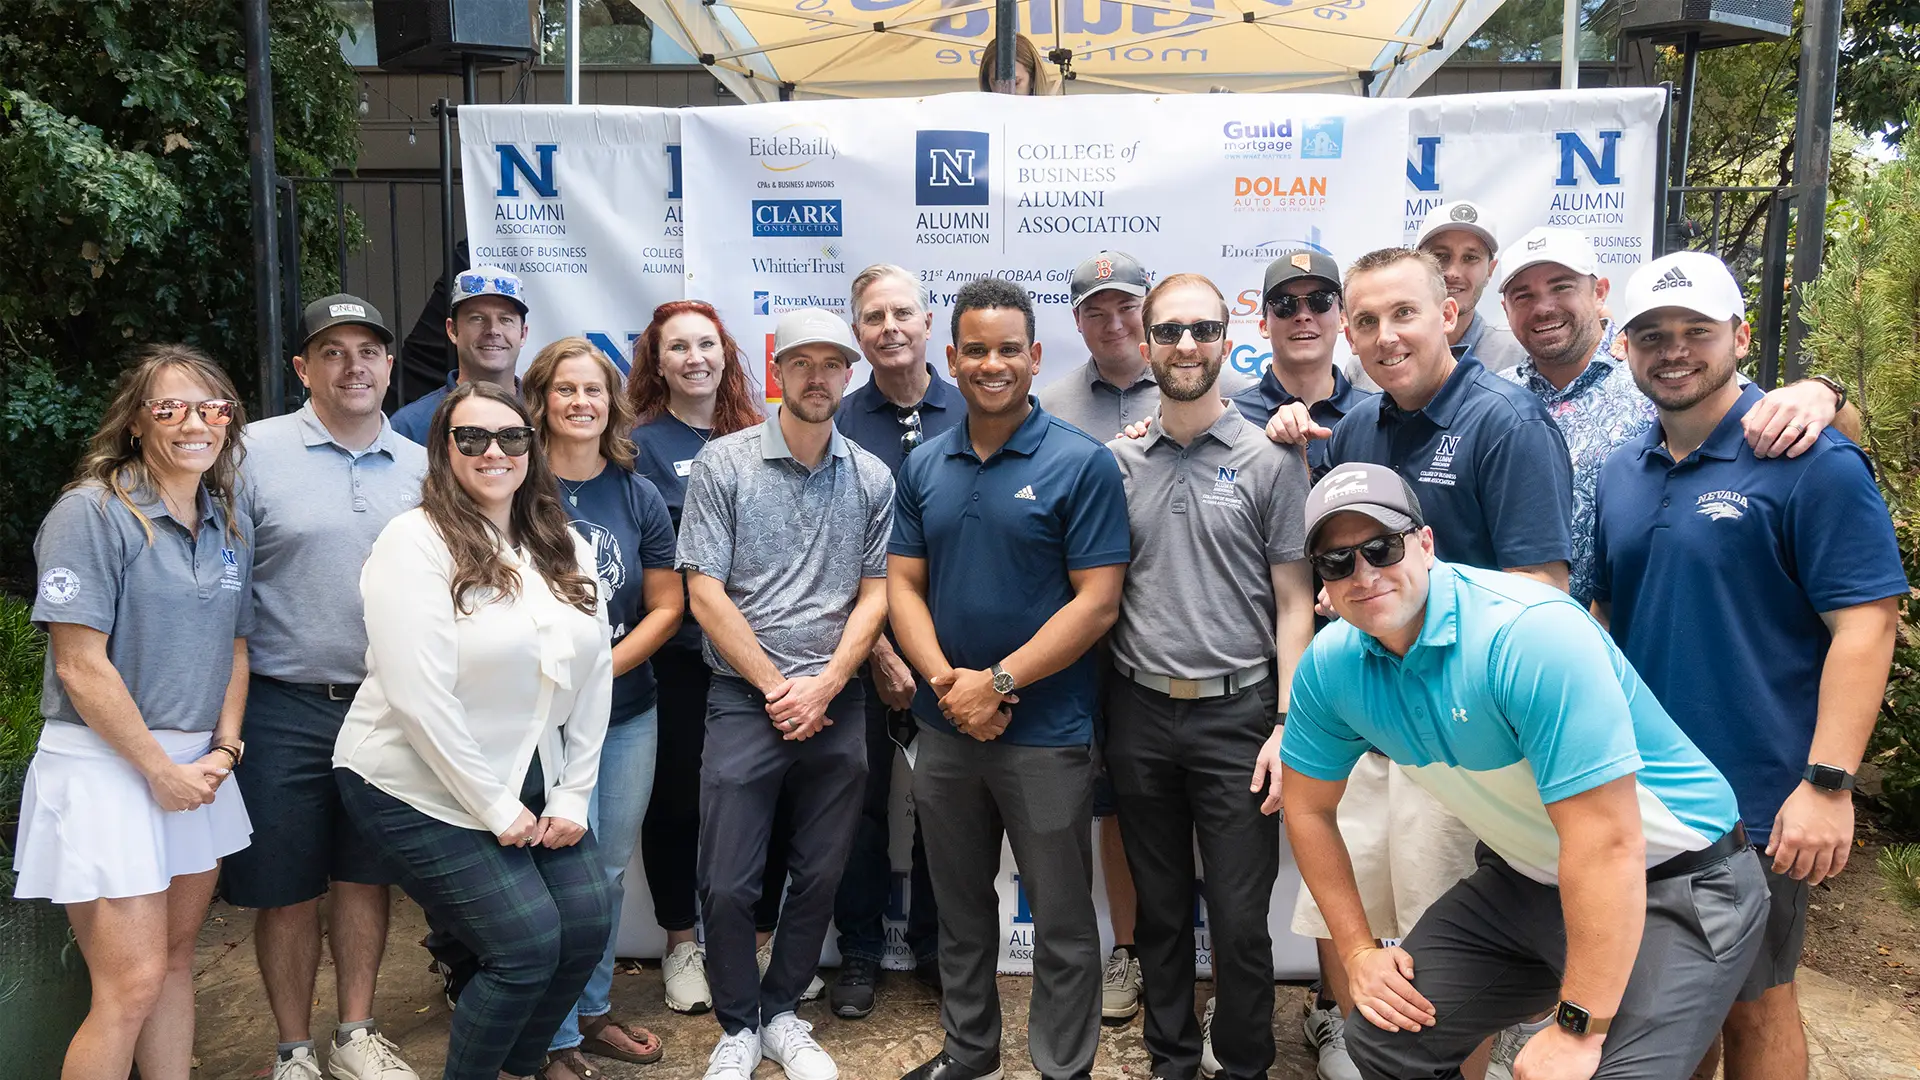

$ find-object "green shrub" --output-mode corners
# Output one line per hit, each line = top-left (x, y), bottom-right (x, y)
(0, 593), (48, 889)
(1880, 843), (1920, 913)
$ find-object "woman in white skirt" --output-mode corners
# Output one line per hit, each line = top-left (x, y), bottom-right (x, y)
(16, 344), (255, 1080)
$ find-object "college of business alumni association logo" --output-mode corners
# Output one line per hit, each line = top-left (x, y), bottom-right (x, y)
(916, 130), (990, 206)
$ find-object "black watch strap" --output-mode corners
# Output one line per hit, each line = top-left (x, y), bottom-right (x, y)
(1808, 373), (1847, 411)
(1804, 763), (1856, 792)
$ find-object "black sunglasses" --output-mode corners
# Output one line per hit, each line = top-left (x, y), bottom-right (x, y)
(1147, 320), (1226, 346)
(1311, 529), (1417, 581)
(898, 405), (924, 453)
(449, 425), (535, 457)
(1269, 289), (1340, 320)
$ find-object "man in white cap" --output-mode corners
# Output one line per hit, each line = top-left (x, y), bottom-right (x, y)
(675, 307), (897, 1080)
(1594, 252), (1901, 1080)
(389, 265), (531, 443)
(1415, 200), (1528, 373)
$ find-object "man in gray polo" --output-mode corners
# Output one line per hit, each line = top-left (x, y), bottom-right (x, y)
(1105, 273), (1317, 1080)
(676, 307), (895, 1080)
(1041, 250), (1159, 438)
(222, 295), (426, 1080)
(1414, 200), (1527, 373)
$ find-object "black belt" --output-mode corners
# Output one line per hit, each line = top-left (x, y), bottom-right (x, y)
(264, 675), (362, 702)
(1647, 823), (1749, 882)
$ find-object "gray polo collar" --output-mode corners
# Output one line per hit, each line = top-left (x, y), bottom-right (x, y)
(1083, 358), (1155, 392)
(1139, 400), (1247, 451)
(295, 401), (402, 457)
(759, 407), (852, 463)
(130, 480), (217, 529)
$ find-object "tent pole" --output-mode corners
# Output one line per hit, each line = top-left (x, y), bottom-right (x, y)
(1560, 0), (1578, 87)
(995, 0), (1015, 88)
(567, 0), (582, 103)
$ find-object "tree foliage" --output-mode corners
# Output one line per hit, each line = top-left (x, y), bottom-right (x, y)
(0, 0), (360, 586)
(1839, 0), (1920, 142)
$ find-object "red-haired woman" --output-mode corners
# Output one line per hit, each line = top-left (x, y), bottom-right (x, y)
(628, 301), (810, 1013)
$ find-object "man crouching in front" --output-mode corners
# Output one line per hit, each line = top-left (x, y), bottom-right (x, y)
(1278, 462), (1767, 1080)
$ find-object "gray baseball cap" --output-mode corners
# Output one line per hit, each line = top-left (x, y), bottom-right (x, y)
(1262, 249), (1342, 305)
(772, 307), (861, 365)
(300, 293), (393, 348)
(1070, 250), (1151, 308)
(1305, 462), (1425, 551)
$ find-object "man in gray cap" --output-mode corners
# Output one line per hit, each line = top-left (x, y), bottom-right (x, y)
(1040, 249), (1158, 438)
(389, 265), (531, 443)
(223, 294), (427, 1080)
(675, 307), (896, 1080)
(1415, 200), (1527, 373)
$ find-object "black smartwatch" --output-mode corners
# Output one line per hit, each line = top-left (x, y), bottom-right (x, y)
(1555, 999), (1612, 1037)
(1807, 373), (1847, 411)
(1803, 763), (1856, 792)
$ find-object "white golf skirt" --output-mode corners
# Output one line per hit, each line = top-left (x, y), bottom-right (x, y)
(13, 722), (252, 904)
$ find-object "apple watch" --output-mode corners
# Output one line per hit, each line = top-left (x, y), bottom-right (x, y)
(1555, 999), (1612, 1037)
(1807, 373), (1847, 411)
(1803, 762), (1856, 792)
(989, 662), (1016, 696)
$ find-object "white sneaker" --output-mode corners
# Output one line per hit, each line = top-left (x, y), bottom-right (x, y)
(703, 1028), (763, 1080)
(1200, 997), (1220, 1078)
(274, 1047), (324, 1080)
(665, 940), (715, 1014)
(758, 937), (826, 1001)
(1303, 1003), (1363, 1080)
(1101, 948), (1142, 1020)
(762, 1011), (838, 1080)
(328, 1029), (417, 1080)
(1485, 1017), (1554, 1080)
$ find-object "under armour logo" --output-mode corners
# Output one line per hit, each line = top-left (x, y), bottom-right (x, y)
(1452, 707), (1469, 723)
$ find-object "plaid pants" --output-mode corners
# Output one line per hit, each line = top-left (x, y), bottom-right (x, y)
(338, 765), (612, 1080)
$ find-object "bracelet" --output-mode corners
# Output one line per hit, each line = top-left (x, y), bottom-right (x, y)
(210, 744), (241, 768)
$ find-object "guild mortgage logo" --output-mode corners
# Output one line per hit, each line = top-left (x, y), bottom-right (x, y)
(752, 200), (843, 238)
(916, 130), (990, 207)
(748, 123), (840, 172)
(1220, 119), (1296, 158)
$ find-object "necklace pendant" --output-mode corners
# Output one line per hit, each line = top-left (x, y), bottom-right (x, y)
(568, 493), (578, 506)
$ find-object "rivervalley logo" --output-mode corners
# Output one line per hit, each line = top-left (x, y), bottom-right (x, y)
(916, 130), (990, 207)
(752, 200), (842, 238)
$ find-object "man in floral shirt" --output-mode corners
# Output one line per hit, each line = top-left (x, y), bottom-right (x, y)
(1496, 227), (1846, 607)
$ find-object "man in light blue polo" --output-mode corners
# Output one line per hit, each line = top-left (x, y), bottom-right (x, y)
(1282, 462), (1768, 1080)
(224, 294), (427, 1080)
(1592, 251), (1904, 1080)
(389, 266), (529, 443)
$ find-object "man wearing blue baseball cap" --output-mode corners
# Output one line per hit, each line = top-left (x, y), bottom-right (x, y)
(389, 265), (531, 444)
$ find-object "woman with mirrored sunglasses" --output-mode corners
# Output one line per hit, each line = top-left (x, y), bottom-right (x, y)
(16, 345), (255, 1080)
(334, 381), (616, 1080)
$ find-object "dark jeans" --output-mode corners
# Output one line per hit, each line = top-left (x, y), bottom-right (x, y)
(833, 670), (939, 965)
(337, 764), (611, 1080)
(699, 674), (867, 1034)
(1106, 677), (1281, 1080)
(644, 645), (791, 933)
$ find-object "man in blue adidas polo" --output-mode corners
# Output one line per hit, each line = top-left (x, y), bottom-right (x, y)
(888, 277), (1131, 1080)
(1592, 251), (1904, 1080)
(1283, 462), (1767, 1080)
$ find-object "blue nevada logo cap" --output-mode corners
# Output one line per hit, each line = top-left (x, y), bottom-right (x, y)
(451, 265), (530, 314)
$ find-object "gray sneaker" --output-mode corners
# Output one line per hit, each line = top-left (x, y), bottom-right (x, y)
(1484, 1017), (1554, 1080)
(1101, 949), (1142, 1020)
(1303, 1003), (1362, 1080)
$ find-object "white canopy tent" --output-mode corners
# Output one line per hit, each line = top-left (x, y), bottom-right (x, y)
(625, 0), (1525, 101)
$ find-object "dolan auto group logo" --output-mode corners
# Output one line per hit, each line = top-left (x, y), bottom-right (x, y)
(916, 130), (991, 207)
(752, 200), (843, 238)
(1231, 175), (1329, 212)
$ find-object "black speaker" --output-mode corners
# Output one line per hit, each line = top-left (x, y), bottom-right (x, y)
(375, 0), (536, 72)
(1619, 0), (1790, 48)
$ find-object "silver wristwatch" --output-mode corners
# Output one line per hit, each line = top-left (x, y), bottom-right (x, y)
(990, 662), (1016, 696)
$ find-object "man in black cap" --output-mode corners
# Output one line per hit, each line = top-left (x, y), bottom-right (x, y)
(224, 294), (428, 1080)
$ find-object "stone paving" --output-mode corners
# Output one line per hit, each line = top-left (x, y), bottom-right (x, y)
(186, 897), (1919, 1079)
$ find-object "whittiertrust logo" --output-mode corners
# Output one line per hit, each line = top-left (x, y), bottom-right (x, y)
(1650, 267), (1692, 292)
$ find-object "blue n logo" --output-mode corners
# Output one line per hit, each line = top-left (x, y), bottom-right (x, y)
(1406, 135), (1441, 193)
(584, 331), (643, 374)
(1555, 131), (1622, 187)
(666, 143), (683, 201)
(496, 143), (559, 199)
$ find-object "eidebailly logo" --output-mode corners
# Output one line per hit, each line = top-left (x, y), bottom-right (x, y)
(752, 200), (843, 238)
(916, 131), (990, 207)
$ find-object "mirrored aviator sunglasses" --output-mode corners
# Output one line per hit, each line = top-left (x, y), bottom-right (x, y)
(898, 405), (924, 454)
(1311, 529), (1416, 581)
(450, 425), (535, 457)
(143, 397), (236, 427)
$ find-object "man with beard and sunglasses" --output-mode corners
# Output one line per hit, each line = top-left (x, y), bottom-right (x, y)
(1102, 274), (1317, 1080)
(1282, 461), (1768, 1080)
(1592, 253), (1902, 1080)
(675, 307), (896, 1080)
(827, 264), (966, 1016)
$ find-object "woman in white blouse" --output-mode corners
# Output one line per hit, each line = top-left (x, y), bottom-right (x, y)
(334, 381), (613, 1080)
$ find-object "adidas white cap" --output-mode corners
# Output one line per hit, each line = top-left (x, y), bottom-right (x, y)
(1497, 227), (1598, 293)
(1615, 251), (1747, 330)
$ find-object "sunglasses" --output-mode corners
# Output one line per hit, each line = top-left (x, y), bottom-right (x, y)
(1311, 529), (1417, 581)
(449, 425), (535, 457)
(1269, 290), (1340, 320)
(898, 406), (924, 454)
(1147, 320), (1226, 346)
(143, 398), (236, 427)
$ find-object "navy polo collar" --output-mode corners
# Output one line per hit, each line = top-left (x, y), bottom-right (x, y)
(1259, 364), (1364, 413)
(1381, 349), (1480, 429)
(862, 365), (960, 414)
(950, 397), (1050, 459)
(1637, 382), (1762, 465)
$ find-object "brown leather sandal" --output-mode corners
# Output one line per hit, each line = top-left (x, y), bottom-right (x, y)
(540, 1049), (601, 1080)
(579, 1013), (665, 1065)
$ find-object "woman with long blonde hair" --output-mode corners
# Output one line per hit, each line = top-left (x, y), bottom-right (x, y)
(15, 344), (255, 1080)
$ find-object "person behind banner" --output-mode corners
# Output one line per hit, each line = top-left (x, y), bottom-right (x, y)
(390, 266), (531, 444)
(523, 337), (684, 1078)
(15, 345), (255, 1080)
(335, 382), (614, 1080)
(629, 299), (818, 1014)
(1284, 463), (1769, 1080)
(977, 32), (1060, 95)
(889, 277), (1131, 1080)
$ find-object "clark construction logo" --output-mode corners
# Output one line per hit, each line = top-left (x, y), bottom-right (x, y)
(752, 200), (843, 238)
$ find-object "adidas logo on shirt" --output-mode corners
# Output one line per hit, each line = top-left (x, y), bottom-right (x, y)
(1650, 267), (1692, 292)
(1013, 485), (1037, 500)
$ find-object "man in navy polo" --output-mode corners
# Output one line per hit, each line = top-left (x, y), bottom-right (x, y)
(888, 276), (1130, 1080)
(389, 266), (529, 443)
(827, 263), (965, 1017)
(1228, 249), (1373, 481)
(1592, 251), (1904, 1080)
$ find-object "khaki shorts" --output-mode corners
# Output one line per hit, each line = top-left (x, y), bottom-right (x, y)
(1291, 752), (1481, 940)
